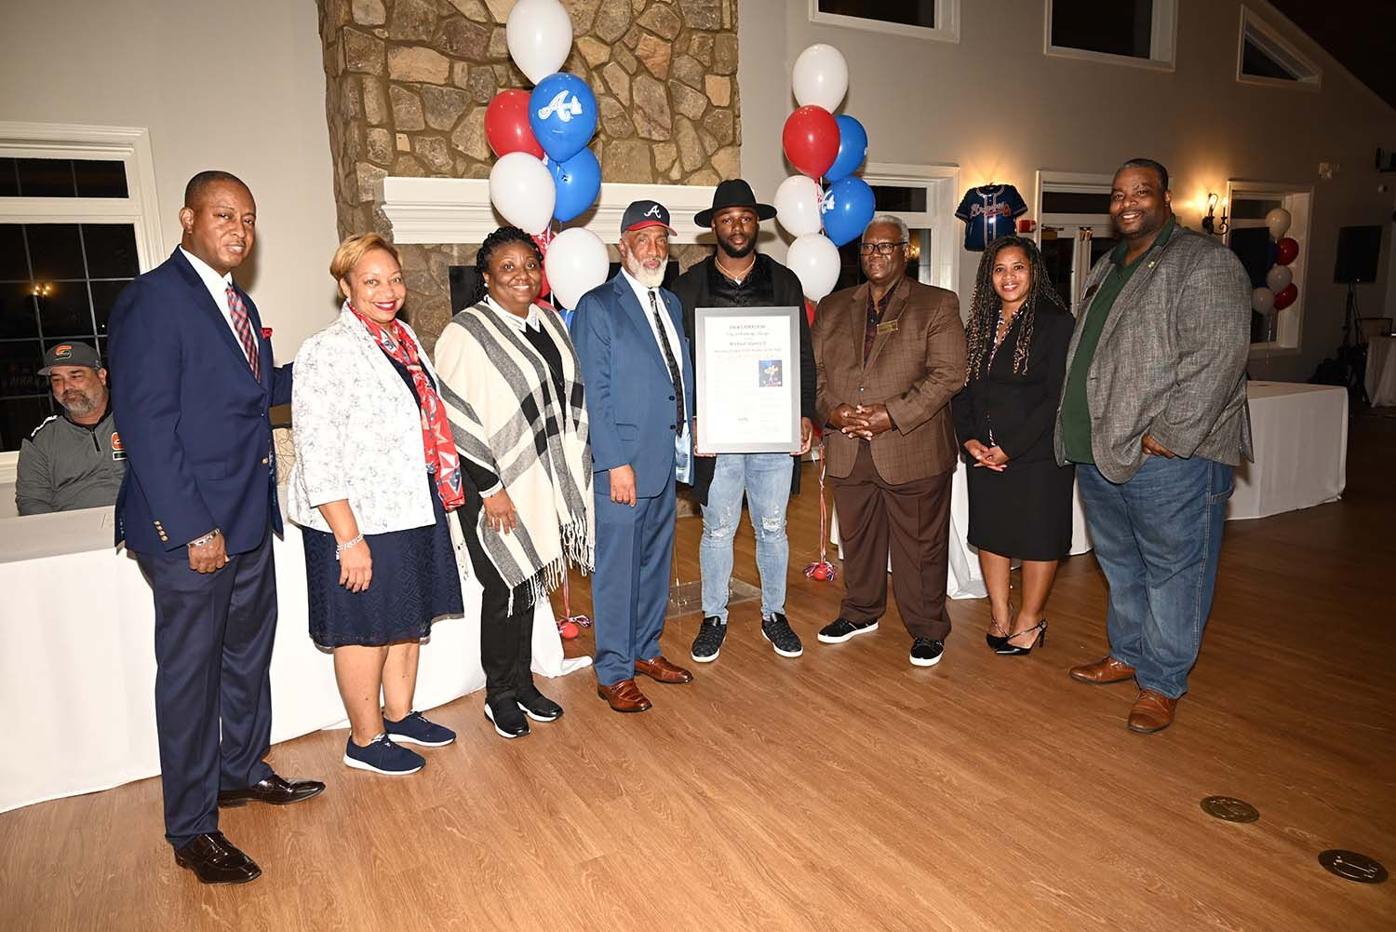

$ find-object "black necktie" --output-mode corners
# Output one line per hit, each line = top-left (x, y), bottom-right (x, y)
(648, 289), (685, 430)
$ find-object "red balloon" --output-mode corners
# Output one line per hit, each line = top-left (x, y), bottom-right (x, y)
(1273, 282), (1298, 310)
(782, 106), (839, 179)
(485, 90), (544, 159)
(1275, 236), (1299, 266)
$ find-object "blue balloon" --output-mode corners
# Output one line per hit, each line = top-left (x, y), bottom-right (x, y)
(548, 148), (601, 223)
(826, 115), (868, 183)
(821, 177), (876, 247)
(529, 72), (598, 162)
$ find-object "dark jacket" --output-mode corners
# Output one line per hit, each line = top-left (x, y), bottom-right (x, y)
(952, 304), (1075, 465)
(672, 253), (815, 506)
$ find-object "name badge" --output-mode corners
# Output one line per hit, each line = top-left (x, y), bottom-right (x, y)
(876, 320), (898, 334)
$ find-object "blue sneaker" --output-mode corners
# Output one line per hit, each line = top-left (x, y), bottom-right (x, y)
(383, 710), (456, 747)
(343, 734), (424, 776)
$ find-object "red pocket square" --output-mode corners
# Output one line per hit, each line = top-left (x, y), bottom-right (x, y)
(260, 327), (273, 340)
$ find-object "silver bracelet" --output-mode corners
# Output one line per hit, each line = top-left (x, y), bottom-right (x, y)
(335, 534), (364, 560)
(187, 529), (221, 548)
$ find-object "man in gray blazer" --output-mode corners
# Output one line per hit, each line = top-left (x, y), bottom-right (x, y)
(1055, 158), (1251, 734)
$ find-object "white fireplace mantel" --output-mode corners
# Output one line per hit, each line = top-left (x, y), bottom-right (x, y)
(380, 176), (719, 245)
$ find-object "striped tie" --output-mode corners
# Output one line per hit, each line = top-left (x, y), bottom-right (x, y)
(226, 284), (261, 380)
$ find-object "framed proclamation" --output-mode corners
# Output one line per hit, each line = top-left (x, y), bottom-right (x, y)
(694, 305), (802, 454)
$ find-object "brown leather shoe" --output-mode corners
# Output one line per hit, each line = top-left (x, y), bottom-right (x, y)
(597, 678), (652, 713)
(1069, 655), (1137, 685)
(634, 655), (694, 684)
(1127, 689), (1178, 734)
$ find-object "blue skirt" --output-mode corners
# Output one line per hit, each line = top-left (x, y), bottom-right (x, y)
(303, 476), (464, 649)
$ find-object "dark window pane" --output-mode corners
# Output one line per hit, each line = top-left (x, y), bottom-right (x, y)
(1042, 191), (1112, 215)
(1039, 235), (1076, 310)
(1242, 38), (1296, 80)
(0, 159), (18, 197)
(0, 395), (56, 452)
(1230, 198), (1284, 221)
(83, 224), (140, 278)
(90, 280), (132, 336)
(818, 0), (933, 28)
(0, 340), (45, 398)
(37, 282), (94, 337)
(1229, 227), (1271, 288)
(1052, 0), (1153, 58)
(73, 159), (129, 198)
(26, 224), (86, 280)
(16, 158), (75, 197)
(871, 185), (927, 212)
(0, 283), (40, 338)
(0, 225), (29, 281)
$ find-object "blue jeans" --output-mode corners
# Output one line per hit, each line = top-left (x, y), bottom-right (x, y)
(700, 452), (794, 622)
(1076, 456), (1233, 699)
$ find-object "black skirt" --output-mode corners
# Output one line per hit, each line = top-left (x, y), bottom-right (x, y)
(303, 476), (464, 649)
(966, 459), (1075, 561)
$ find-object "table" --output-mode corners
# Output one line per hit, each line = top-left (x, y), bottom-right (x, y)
(0, 496), (588, 815)
(1365, 335), (1396, 407)
(1230, 382), (1347, 519)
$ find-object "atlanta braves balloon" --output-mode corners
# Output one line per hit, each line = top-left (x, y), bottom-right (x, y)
(529, 72), (598, 163)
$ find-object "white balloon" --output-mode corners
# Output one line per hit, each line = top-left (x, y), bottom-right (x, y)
(788, 233), (841, 302)
(1265, 264), (1292, 293)
(545, 227), (609, 309)
(774, 175), (825, 237)
(792, 43), (849, 112)
(1265, 207), (1292, 241)
(489, 152), (555, 235)
(1251, 286), (1276, 316)
(506, 0), (574, 85)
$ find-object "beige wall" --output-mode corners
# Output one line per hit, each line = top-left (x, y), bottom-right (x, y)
(739, 0), (1396, 382)
(0, 0), (342, 363)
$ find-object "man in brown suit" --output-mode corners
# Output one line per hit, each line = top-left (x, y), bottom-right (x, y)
(813, 214), (967, 667)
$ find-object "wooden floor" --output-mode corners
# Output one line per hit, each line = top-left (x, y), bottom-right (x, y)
(4, 418), (1394, 931)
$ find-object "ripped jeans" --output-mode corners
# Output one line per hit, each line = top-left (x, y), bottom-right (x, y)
(699, 452), (794, 622)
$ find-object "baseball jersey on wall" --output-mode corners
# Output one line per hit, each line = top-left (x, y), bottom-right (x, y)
(955, 184), (1028, 251)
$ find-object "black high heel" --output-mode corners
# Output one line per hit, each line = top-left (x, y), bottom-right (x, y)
(995, 619), (1047, 656)
(985, 612), (1012, 652)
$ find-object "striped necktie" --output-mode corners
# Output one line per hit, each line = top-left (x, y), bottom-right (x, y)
(648, 289), (685, 429)
(226, 284), (261, 381)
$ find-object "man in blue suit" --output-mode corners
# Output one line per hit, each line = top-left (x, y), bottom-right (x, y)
(108, 171), (323, 885)
(573, 201), (696, 713)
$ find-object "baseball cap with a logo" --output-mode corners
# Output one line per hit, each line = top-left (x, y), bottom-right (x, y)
(621, 200), (675, 236)
(38, 341), (102, 375)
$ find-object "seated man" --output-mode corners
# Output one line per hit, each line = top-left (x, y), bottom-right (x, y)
(15, 342), (125, 515)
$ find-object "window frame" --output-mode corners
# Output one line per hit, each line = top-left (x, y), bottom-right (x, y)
(1224, 178), (1312, 357)
(860, 161), (961, 298)
(1032, 170), (1118, 312)
(1235, 5), (1321, 93)
(808, 0), (960, 44)
(1043, 0), (1177, 73)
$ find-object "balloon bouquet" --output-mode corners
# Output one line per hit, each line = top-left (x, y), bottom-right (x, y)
(773, 44), (873, 585)
(1250, 208), (1300, 334)
(486, 0), (607, 637)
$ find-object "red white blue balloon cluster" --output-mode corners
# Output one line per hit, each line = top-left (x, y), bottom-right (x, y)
(774, 44), (874, 302)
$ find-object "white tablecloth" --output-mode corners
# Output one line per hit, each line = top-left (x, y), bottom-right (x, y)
(1230, 382), (1347, 519)
(0, 498), (587, 814)
(1365, 335), (1396, 407)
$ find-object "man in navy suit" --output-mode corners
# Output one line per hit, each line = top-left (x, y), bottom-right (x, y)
(108, 171), (323, 885)
(573, 201), (696, 713)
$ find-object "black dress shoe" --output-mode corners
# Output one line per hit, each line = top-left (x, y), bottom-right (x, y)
(218, 772), (326, 808)
(173, 832), (262, 885)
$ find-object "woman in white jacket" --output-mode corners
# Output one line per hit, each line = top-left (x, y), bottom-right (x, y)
(289, 234), (463, 776)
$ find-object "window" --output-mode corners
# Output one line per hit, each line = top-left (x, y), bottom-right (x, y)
(829, 163), (960, 296)
(1224, 181), (1312, 353)
(810, 0), (959, 43)
(0, 123), (162, 459)
(1034, 171), (1118, 312)
(1236, 6), (1320, 90)
(1045, 0), (1176, 70)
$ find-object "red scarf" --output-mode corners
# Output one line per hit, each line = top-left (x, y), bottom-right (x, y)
(351, 306), (464, 512)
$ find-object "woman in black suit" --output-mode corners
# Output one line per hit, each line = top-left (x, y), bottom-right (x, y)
(952, 235), (1074, 656)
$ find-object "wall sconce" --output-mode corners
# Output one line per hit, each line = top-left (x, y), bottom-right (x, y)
(1201, 193), (1228, 236)
(31, 282), (55, 298)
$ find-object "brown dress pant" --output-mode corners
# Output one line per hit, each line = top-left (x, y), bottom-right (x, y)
(831, 443), (953, 641)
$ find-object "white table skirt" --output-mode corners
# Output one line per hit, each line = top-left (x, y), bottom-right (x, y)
(0, 502), (587, 815)
(1230, 382), (1347, 520)
(1365, 336), (1396, 407)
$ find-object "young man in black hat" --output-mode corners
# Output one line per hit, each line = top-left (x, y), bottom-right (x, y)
(672, 179), (816, 664)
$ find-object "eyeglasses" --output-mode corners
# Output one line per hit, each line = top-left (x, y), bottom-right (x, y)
(859, 241), (907, 256)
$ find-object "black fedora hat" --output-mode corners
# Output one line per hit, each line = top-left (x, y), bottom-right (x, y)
(695, 179), (776, 228)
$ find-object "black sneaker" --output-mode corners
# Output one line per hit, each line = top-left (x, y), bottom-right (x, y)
(761, 613), (804, 658)
(484, 696), (530, 739)
(690, 616), (727, 663)
(910, 638), (945, 667)
(515, 686), (564, 723)
(817, 617), (878, 644)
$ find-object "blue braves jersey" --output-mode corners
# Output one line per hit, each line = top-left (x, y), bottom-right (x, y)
(955, 184), (1028, 251)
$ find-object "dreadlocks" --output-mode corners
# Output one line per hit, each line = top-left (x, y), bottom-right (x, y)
(469, 225), (544, 306)
(964, 235), (1066, 382)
